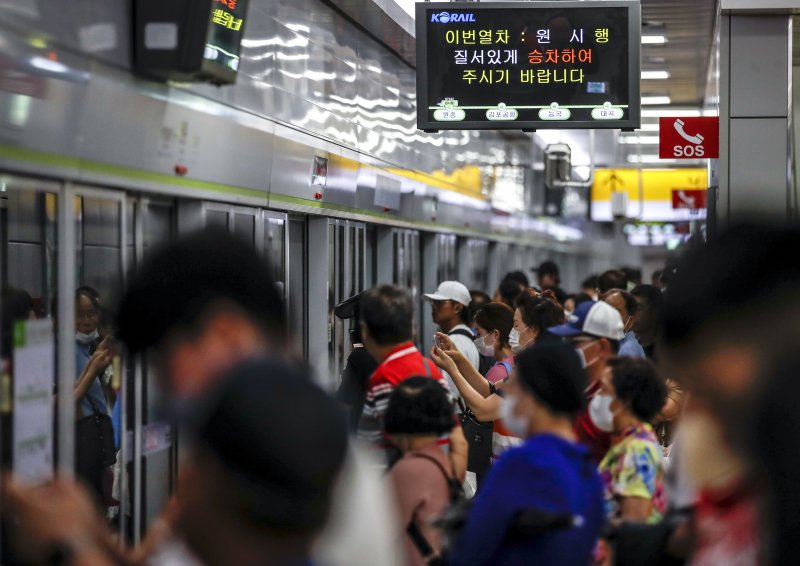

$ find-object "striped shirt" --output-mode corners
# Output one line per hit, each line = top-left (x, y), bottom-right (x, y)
(357, 342), (448, 449)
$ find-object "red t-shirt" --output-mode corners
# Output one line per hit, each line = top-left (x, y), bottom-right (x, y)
(357, 342), (447, 447)
(574, 381), (611, 464)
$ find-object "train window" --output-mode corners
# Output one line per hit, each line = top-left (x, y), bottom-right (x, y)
(205, 208), (228, 230)
(233, 211), (256, 243)
(263, 214), (287, 300)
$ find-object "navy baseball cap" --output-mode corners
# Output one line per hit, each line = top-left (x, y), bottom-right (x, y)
(548, 300), (624, 340)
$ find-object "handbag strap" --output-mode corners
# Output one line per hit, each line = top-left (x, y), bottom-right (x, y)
(84, 377), (106, 417)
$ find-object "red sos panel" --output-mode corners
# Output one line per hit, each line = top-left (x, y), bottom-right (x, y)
(659, 117), (720, 159)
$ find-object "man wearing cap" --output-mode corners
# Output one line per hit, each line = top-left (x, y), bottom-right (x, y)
(424, 281), (481, 409)
(548, 300), (624, 463)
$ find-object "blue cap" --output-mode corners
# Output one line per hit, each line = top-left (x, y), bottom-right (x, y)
(547, 300), (624, 341)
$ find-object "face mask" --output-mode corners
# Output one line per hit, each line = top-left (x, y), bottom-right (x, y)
(589, 393), (616, 433)
(575, 340), (599, 369)
(508, 328), (520, 349)
(500, 394), (529, 438)
(674, 409), (744, 491)
(474, 333), (496, 357)
(76, 330), (99, 344)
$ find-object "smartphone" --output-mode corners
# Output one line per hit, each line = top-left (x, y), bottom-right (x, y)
(434, 334), (445, 350)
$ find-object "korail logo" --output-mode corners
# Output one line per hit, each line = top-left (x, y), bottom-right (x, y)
(431, 12), (476, 23)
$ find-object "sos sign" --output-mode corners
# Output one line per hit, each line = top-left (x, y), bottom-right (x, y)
(659, 117), (719, 159)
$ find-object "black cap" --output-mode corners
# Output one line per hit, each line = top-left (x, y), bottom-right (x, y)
(187, 357), (348, 532)
(515, 342), (586, 416)
(334, 292), (364, 320)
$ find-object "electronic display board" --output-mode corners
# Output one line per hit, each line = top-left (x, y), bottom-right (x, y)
(134, 0), (249, 85)
(202, 0), (248, 82)
(416, 1), (641, 131)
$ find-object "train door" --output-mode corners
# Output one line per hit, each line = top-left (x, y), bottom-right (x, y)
(457, 238), (489, 293)
(126, 196), (177, 542)
(0, 176), (62, 559)
(325, 219), (367, 391)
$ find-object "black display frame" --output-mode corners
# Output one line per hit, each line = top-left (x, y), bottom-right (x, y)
(415, 1), (641, 132)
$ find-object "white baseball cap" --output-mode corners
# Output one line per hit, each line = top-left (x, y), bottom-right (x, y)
(548, 300), (624, 341)
(424, 281), (471, 306)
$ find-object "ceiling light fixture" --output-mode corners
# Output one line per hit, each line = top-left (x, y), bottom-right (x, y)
(641, 96), (672, 105)
(642, 35), (668, 45)
(641, 70), (671, 79)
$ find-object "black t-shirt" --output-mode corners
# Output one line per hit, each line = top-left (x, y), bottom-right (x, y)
(335, 348), (378, 431)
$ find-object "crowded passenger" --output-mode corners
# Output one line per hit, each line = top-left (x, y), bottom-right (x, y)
(473, 303), (515, 384)
(384, 377), (459, 566)
(449, 343), (605, 566)
(660, 224), (800, 565)
(73, 287), (115, 507)
(424, 281), (480, 410)
(548, 300), (623, 463)
(467, 290), (491, 333)
(630, 284), (664, 362)
(597, 269), (628, 295)
(563, 292), (593, 318)
(595, 358), (667, 524)
(581, 275), (600, 300)
(536, 260), (567, 304)
(493, 275), (525, 311)
(114, 228), (403, 566)
(601, 289), (646, 358)
(334, 292), (379, 431)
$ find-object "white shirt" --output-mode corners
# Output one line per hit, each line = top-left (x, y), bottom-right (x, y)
(441, 323), (480, 411)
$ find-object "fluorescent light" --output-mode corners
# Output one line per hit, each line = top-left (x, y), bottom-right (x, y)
(642, 96), (672, 105)
(618, 136), (660, 144)
(641, 108), (716, 117)
(627, 155), (677, 164)
(642, 35), (668, 45)
(641, 70), (670, 80)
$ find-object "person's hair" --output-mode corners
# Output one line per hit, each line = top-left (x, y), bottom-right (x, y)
(455, 299), (471, 325)
(597, 270), (628, 294)
(609, 357), (667, 423)
(662, 224), (800, 352)
(582, 275), (599, 291)
(1, 287), (33, 355)
(497, 277), (524, 310)
(601, 289), (638, 317)
(631, 284), (664, 324)
(384, 376), (454, 436)
(565, 292), (593, 309)
(537, 260), (560, 280)
(504, 271), (529, 288)
(116, 228), (287, 355)
(359, 285), (413, 346)
(192, 357), (347, 533)
(473, 302), (514, 349)
(516, 289), (564, 334)
(516, 342), (586, 417)
(468, 290), (491, 322)
(651, 269), (664, 286)
(75, 287), (100, 312)
(621, 267), (642, 286)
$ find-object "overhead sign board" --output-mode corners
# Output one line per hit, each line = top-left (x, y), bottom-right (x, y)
(659, 116), (720, 159)
(591, 168), (708, 222)
(416, 1), (641, 131)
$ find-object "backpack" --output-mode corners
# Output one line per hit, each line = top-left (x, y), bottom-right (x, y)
(405, 452), (464, 566)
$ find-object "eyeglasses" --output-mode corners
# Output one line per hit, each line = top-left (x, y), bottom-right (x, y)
(431, 300), (453, 307)
(76, 310), (98, 320)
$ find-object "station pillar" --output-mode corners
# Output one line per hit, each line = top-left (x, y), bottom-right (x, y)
(718, 3), (796, 226)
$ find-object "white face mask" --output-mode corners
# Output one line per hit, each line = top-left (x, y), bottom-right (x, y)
(474, 333), (496, 357)
(499, 394), (529, 438)
(574, 340), (599, 370)
(510, 325), (534, 354)
(588, 393), (616, 433)
(508, 328), (521, 349)
(76, 330), (99, 344)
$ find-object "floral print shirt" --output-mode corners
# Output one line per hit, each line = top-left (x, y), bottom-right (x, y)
(598, 422), (665, 523)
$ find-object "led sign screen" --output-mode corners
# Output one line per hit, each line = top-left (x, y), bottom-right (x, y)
(203, 0), (248, 81)
(134, 0), (249, 85)
(416, 1), (641, 131)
